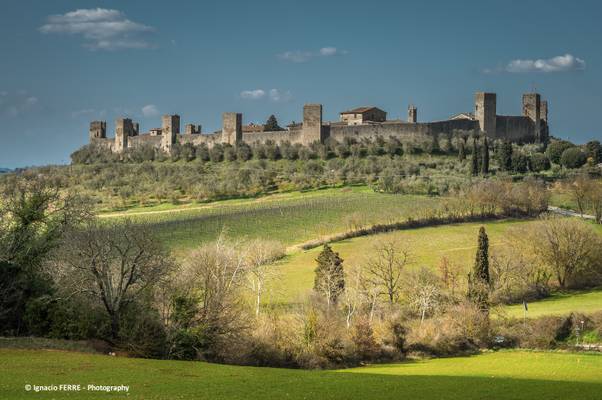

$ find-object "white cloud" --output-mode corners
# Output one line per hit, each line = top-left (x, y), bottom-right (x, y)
(240, 89), (266, 100)
(278, 50), (314, 63)
(240, 89), (292, 102)
(141, 104), (160, 117)
(278, 46), (347, 63)
(269, 89), (292, 103)
(39, 8), (155, 50)
(0, 91), (39, 118)
(485, 54), (586, 74)
(319, 47), (347, 56)
(71, 108), (96, 118)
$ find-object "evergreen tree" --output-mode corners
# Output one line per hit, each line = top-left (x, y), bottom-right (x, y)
(585, 140), (601, 164)
(458, 140), (466, 161)
(471, 138), (479, 176)
(313, 244), (345, 307)
(264, 115), (283, 131)
(481, 137), (489, 175)
(467, 227), (490, 311)
(497, 141), (513, 171)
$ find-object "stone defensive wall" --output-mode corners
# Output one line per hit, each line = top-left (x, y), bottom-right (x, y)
(88, 92), (549, 153)
(495, 115), (539, 143)
(327, 119), (479, 143)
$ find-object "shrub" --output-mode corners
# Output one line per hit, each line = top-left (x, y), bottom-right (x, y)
(585, 140), (601, 164)
(528, 153), (551, 172)
(560, 147), (587, 169)
(511, 151), (528, 173)
(406, 302), (488, 356)
(546, 140), (575, 164)
(496, 315), (573, 349)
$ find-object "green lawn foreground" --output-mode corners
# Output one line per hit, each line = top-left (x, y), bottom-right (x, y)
(1, 349), (601, 400)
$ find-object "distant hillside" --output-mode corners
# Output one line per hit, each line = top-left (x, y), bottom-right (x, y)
(0, 168), (11, 174)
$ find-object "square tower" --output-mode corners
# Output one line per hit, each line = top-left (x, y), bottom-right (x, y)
(222, 113), (242, 144)
(408, 105), (417, 123)
(89, 121), (106, 140)
(474, 92), (496, 137)
(161, 114), (180, 152)
(115, 118), (133, 153)
(303, 104), (323, 144)
(522, 93), (541, 142)
(541, 100), (548, 123)
(185, 124), (201, 134)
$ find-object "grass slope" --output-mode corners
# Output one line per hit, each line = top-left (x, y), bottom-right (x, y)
(1, 349), (601, 400)
(104, 187), (441, 252)
(502, 289), (602, 318)
(268, 219), (529, 303)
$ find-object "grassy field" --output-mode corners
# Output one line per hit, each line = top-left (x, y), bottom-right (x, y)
(102, 187), (442, 253)
(1, 349), (601, 400)
(267, 219), (529, 303)
(502, 289), (602, 318)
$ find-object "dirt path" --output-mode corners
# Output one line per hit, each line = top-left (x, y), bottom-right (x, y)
(548, 206), (597, 221)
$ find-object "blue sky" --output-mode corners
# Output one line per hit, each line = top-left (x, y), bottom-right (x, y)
(0, 0), (600, 168)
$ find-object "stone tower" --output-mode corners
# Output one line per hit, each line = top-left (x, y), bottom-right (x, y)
(541, 100), (548, 124)
(474, 92), (496, 137)
(302, 104), (323, 144)
(408, 105), (417, 123)
(114, 118), (133, 153)
(185, 124), (201, 134)
(161, 114), (180, 152)
(221, 113), (242, 145)
(89, 121), (106, 140)
(522, 93), (541, 143)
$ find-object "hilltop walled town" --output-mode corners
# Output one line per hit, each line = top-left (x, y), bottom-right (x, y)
(89, 92), (549, 153)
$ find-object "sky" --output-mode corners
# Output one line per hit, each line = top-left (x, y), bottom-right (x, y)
(0, 0), (601, 168)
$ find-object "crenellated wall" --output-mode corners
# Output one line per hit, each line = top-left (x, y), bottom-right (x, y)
(496, 116), (538, 143)
(328, 119), (479, 143)
(88, 92), (549, 154)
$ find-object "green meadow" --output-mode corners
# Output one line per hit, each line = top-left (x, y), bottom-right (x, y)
(502, 289), (602, 318)
(267, 219), (528, 303)
(1, 349), (601, 400)
(102, 187), (442, 253)
(103, 186), (602, 315)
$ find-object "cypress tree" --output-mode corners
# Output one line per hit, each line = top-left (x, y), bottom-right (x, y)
(314, 244), (345, 307)
(481, 137), (490, 175)
(497, 141), (513, 171)
(468, 227), (490, 311)
(471, 138), (479, 176)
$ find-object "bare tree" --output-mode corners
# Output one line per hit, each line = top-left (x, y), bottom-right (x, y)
(566, 175), (602, 223)
(55, 220), (173, 340)
(404, 267), (442, 324)
(341, 265), (364, 329)
(566, 175), (591, 217)
(175, 236), (251, 360)
(437, 256), (463, 299)
(512, 216), (602, 288)
(587, 181), (602, 224)
(364, 240), (412, 304)
(244, 239), (284, 316)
